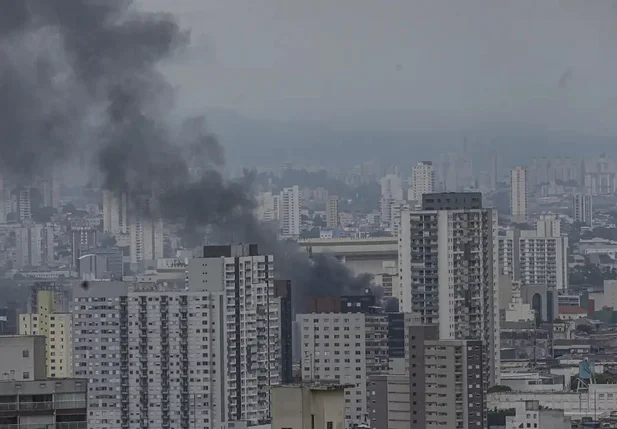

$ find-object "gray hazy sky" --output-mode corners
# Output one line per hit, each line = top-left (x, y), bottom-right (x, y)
(141, 0), (617, 134)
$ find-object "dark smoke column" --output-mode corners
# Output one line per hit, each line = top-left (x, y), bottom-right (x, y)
(0, 0), (378, 312)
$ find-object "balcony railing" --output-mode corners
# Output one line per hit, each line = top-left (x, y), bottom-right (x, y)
(56, 423), (88, 429)
(17, 402), (54, 412)
(0, 424), (86, 429)
(0, 400), (86, 413)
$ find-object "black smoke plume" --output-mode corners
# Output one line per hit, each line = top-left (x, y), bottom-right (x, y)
(211, 211), (379, 312)
(0, 0), (376, 312)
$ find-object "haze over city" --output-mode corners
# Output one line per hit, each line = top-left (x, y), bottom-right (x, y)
(0, 1), (616, 429)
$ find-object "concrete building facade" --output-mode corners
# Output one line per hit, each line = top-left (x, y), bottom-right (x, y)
(271, 384), (346, 429)
(279, 185), (301, 237)
(73, 244), (280, 429)
(408, 325), (487, 429)
(0, 377), (88, 429)
(15, 223), (54, 268)
(409, 161), (435, 203)
(573, 193), (593, 226)
(511, 166), (528, 224)
(103, 190), (129, 235)
(326, 195), (339, 228)
(19, 289), (73, 378)
(368, 374), (410, 429)
(297, 311), (388, 427)
(498, 216), (569, 290)
(0, 335), (47, 381)
(399, 192), (500, 386)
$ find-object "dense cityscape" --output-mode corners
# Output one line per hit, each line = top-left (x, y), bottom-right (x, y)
(1, 1), (617, 429)
(3, 152), (617, 429)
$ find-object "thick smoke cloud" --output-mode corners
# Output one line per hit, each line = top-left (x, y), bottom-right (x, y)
(211, 211), (379, 312)
(0, 0), (376, 312)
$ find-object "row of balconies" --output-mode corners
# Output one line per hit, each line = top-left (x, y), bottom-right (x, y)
(0, 400), (86, 412)
(0, 424), (87, 429)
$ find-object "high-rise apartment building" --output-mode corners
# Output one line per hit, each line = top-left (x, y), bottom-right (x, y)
(583, 155), (617, 195)
(71, 227), (99, 270)
(407, 325), (486, 429)
(103, 190), (129, 235)
(256, 191), (280, 223)
(369, 326), (487, 429)
(399, 192), (500, 386)
(409, 161), (435, 203)
(19, 289), (73, 378)
(488, 153), (502, 191)
(326, 195), (339, 228)
(15, 223), (54, 268)
(573, 193), (593, 226)
(510, 166), (528, 224)
(82, 246), (124, 280)
(298, 295), (388, 427)
(438, 152), (474, 192)
(380, 174), (403, 225)
(498, 215), (569, 290)
(129, 215), (164, 263)
(72, 281), (127, 429)
(279, 185), (300, 237)
(73, 244), (281, 429)
(17, 186), (32, 221)
(0, 336), (88, 429)
(274, 279), (293, 384)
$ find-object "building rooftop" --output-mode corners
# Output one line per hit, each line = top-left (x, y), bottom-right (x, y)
(558, 306), (587, 314)
(270, 383), (354, 391)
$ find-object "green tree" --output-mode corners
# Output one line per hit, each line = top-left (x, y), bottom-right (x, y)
(488, 385), (513, 393)
(576, 324), (594, 335)
(488, 408), (516, 426)
(312, 214), (326, 227)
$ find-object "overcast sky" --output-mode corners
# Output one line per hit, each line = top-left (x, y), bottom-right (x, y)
(140, 0), (617, 134)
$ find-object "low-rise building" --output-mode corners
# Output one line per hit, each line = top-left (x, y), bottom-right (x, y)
(271, 384), (347, 429)
(489, 384), (617, 420)
(0, 335), (88, 429)
(505, 400), (571, 429)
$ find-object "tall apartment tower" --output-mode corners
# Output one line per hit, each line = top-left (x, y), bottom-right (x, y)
(407, 325), (486, 429)
(326, 195), (339, 228)
(19, 289), (73, 378)
(510, 166), (528, 224)
(72, 245), (280, 429)
(573, 193), (593, 226)
(15, 223), (54, 268)
(274, 279), (293, 384)
(488, 153), (502, 191)
(380, 174), (403, 225)
(368, 325), (487, 429)
(72, 281), (127, 429)
(256, 192), (280, 222)
(17, 187), (32, 221)
(279, 185), (300, 237)
(103, 190), (129, 235)
(409, 161), (435, 203)
(297, 294), (389, 427)
(129, 215), (164, 263)
(399, 192), (500, 386)
(188, 244), (281, 424)
(71, 227), (99, 270)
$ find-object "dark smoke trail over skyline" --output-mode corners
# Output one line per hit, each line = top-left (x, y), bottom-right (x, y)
(0, 0), (375, 311)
